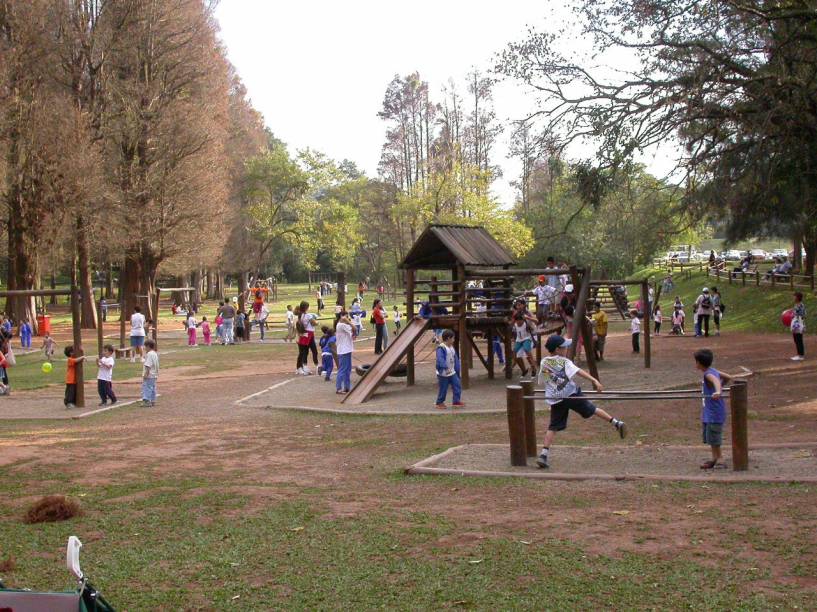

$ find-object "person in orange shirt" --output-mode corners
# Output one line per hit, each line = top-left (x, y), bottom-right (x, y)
(64, 345), (86, 409)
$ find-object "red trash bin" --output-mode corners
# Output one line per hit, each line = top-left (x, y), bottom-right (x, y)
(36, 315), (51, 336)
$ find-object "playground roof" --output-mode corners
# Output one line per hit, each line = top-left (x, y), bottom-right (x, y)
(399, 224), (515, 269)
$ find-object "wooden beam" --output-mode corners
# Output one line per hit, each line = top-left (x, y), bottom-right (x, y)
(642, 280), (651, 369)
(406, 269), (415, 387)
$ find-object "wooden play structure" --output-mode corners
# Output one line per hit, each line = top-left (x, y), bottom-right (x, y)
(343, 224), (609, 405)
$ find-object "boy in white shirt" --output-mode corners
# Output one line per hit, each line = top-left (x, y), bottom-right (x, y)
(141, 339), (159, 407)
(631, 310), (642, 353)
(96, 344), (117, 406)
(536, 335), (626, 468)
(285, 305), (296, 342)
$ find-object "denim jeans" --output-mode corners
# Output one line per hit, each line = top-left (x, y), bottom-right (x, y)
(336, 353), (352, 391)
(222, 318), (234, 344)
(321, 353), (334, 380)
(142, 377), (157, 402)
(436, 374), (462, 404)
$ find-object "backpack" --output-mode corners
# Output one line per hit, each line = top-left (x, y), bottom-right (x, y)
(701, 296), (712, 309)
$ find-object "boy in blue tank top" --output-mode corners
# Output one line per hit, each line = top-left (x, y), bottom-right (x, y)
(694, 348), (734, 469)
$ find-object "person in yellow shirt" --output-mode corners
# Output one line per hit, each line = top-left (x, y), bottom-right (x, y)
(591, 302), (609, 361)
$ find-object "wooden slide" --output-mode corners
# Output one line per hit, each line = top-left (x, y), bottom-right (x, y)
(342, 317), (431, 405)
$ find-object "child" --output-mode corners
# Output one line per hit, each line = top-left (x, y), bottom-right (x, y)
(201, 316), (212, 346)
(435, 329), (464, 409)
(20, 320), (32, 349)
(141, 339), (159, 407)
(492, 334), (505, 365)
(672, 308), (685, 335)
(631, 310), (642, 353)
(215, 309), (224, 345)
(187, 312), (198, 346)
(511, 311), (538, 376)
(64, 345), (86, 409)
(592, 302), (608, 361)
(96, 344), (117, 406)
(393, 305), (402, 334)
(256, 304), (269, 342)
(335, 312), (354, 394)
(653, 304), (662, 335)
(235, 309), (246, 344)
(318, 325), (337, 381)
(790, 292), (806, 361)
(536, 335), (627, 468)
(285, 305), (296, 342)
(351, 309), (363, 337)
(42, 333), (56, 361)
(694, 348), (733, 469)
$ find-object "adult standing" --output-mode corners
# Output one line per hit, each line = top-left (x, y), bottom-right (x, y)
(711, 287), (723, 336)
(129, 305), (146, 362)
(790, 292), (806, 361)
(335, 312), (354, 394)
(219, 299), (236, 345)
(372, 299), (386, 354)
(694, 287), (714, 337)
(531, 275), (556, 324)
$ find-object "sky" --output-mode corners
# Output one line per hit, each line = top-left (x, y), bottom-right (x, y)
(214, 1), (672, 207)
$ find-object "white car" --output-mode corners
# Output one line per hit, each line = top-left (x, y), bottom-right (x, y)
(771, 248), (788, 259)
(723, 249), (743, 261)
(749, 249), (768, 261)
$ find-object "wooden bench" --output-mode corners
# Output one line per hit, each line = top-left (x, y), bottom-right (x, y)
(115, 347), (134, 359)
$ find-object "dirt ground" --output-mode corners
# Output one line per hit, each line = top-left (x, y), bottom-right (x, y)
(2, 329), (817, 604)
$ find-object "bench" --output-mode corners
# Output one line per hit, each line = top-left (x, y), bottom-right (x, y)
(115, 347), (134, 359)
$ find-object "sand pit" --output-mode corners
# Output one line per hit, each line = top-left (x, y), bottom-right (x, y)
(407, 442), (817, 483)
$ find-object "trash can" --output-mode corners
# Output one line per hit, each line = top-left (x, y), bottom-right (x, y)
(36, 315), (51, 336)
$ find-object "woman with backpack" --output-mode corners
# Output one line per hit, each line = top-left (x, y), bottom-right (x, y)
(694, 287), (714, 337)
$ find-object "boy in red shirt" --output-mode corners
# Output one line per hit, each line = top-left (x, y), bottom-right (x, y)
(64, 345), (86, 409)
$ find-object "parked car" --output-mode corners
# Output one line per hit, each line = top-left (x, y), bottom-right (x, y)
(771, 248), (789, 259)
(749, 249), (769, 261)
(723, 249), (743, 261)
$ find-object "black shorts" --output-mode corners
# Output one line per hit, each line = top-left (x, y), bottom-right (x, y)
(548, 392), (597, 432)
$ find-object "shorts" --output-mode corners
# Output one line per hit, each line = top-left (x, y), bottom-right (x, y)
(536, 303), (550, 318)
(130, 335), (145, 347)
(595, 335), (606, 353)
(253, 302), (262, 313)
(702, 422), (723, 446)
(548, 393), (597, 432)
(514, 339), (533, 357)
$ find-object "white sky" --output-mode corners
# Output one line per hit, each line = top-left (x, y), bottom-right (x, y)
(214, 0), (673, 207)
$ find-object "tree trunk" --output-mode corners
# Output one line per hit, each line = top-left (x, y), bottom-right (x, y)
(238, 271), (249, 294)
(192, 268), (203, 305)
(120, 247), (158, 324)
(76, 216), (98, 329)
(792, 235), (803, 270)
(805, 240), (816, 278)
(6, 208), (39, 333)
(216, 269), (225, 299)
(50, 271), (58, 305)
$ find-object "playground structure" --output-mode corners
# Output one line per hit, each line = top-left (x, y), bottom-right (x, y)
(505, 379), (750, 471)
(343, 224), (627, 405)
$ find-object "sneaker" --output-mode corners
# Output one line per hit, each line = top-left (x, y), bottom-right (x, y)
(615, 420), (627, 439)
(700, 460), (716, 469)
(296, 367), (303, 375)
(141, 400), (151, 407)
(98, 401), (108, 407)
(791, 356), (805, 361)
(110, 399), (117, 406)
(536, 454), (549, 469)
(65, 403), (76, 409)
(452, 402), (465, 408)
(303, 368), (313, 375)
(435, 403), (447, 410)
(317, 366), (323, 375)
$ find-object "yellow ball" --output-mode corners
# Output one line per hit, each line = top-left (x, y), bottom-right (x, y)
(41, 362), (53, 374)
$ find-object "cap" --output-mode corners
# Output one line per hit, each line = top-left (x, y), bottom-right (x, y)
(538, 275), (546, 282)
(564, 284), (574, 292)
(702, 287), (709, 293)
(545, 334), (572, 353)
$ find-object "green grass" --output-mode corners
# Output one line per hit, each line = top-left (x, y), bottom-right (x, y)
(0, 477), (807, 609)
(635, 267), (817, 334)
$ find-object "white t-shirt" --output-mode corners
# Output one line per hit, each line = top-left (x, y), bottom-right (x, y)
(537, 355), (580, 405)
(143, 350), (159, 379)
(286, 310), (295, 324)
(130, 312), (146, 337)
(513, 321), (532, 342)
(302, 313), (317, 333)
(654, 311), (662, 323)
(533, 284), (556, 305)
(97, 355), (114, 382)
(437, 345), (457, 377)
(335, 322), (354, 354)
(351, 313), (362, 327)
(631, 317), (641, 334)
(187, 315), (197, 329)
(393, 310), (401, 322)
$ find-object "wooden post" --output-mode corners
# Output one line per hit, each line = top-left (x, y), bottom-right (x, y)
(96, 298), (104, 357)
(506, 385), (527, 466)
(521, 378), (537, 457)
(811, 274), (814, 292)
(741, 271), (746, 287)
(456, 265), (470, 389)
(730, 380), (749, 471)
(486, 328), (495, 379)
(405, 269), (415, 387)
(119, 305), (126, 349)
(70, 286), (85, 408)
(771, 274), (776, 289)
(503, 278), (513, 379)
(755, 271), (760, 286)
(641, 280), (651, 368)
(790, 274), (794, 290)
(153, 288), (160, 348)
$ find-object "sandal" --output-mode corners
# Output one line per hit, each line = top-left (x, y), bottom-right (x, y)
(700, 460), (716, 469)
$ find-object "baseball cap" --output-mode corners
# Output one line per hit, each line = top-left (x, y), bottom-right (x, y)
(538, 275), (546, 282)
(702, 287), (709, 293)
(545, 334), (572, 352)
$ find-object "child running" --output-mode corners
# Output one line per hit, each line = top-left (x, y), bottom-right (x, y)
(42, 333), (56, 361)
(318, 325), (337, 381)
(64, 345), (86, 409)
(96, 344), (117, 406)
(511, 310), (538, 376)
(435, 329), (464, 409)
(694, 348), (733, 469)
(536, 335), (627, 469)
(141, 339), (159, 407)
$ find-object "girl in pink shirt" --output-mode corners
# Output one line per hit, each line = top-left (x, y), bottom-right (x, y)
(201, 316), (212, 346)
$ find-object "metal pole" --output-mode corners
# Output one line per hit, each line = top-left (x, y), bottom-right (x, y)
(730, 380), (749, 471)
(506, 385), (527, 466)
(521, 378), (537, 457)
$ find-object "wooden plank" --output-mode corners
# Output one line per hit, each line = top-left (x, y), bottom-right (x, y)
(642, 280), (651, 369)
